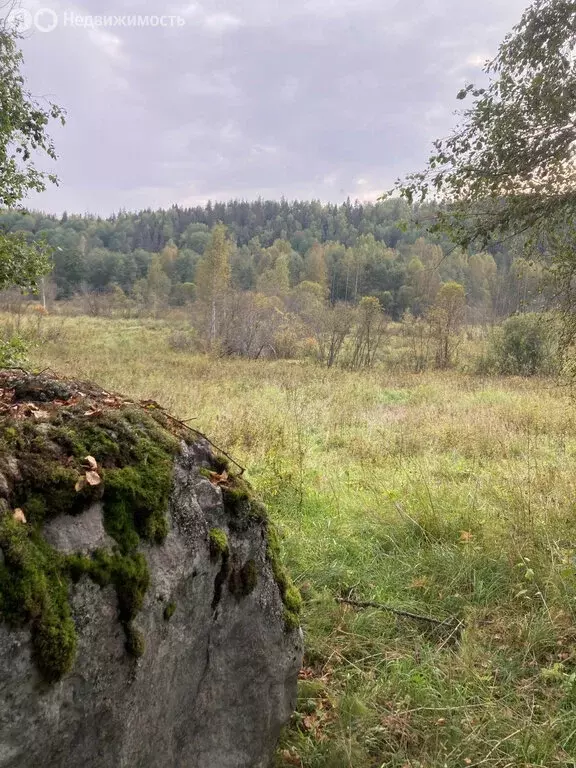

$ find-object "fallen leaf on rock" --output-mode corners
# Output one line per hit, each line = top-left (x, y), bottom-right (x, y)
(208, 470), (228, 486)
(13, 508), (26, 524)
(84, 456), (98, 471)
(85, 470), (101, 486)
(83, 409), (103, 418)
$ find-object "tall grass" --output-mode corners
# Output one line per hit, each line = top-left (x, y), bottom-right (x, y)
(15, 313), (576, 767)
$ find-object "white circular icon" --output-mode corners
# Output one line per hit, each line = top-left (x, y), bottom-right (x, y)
(6, 8), (34, 31)
(34, 8), (59, 33)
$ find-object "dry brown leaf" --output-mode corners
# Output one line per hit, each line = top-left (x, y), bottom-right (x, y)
(85, 470), (101, 486)
(460, 531), (473, 543)
(279, 750), (301, 767)
(32, 409), (50, 420)
(13, 508), (26, 524)
(301, 714), (317, 732)
(84, 456), (98, 471)
(298, 667), (316, 680)
(409, 576), (429, 589)
(208, 470), (229, 486)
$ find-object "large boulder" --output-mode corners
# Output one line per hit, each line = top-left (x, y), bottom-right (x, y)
(0, 372), (303, 768)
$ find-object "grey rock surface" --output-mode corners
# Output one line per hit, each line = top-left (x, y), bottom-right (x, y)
(0, 441), (303, 768)
(42, 501), (115, 554)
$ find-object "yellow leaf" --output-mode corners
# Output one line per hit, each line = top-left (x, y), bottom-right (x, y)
(13, 508), (26, 524)
(85, 470), (101, 487)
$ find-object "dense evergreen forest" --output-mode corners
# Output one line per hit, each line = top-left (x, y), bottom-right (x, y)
(0, 199), (545, 321)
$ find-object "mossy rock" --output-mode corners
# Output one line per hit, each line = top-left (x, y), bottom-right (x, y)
(0, 372), (187, 681)
(163, 601), (176, 621)
(266, 522), (302, 632)
(209, 528), (229, 560)
(228, 558), (258, 599)
(0, 370), (301, 683)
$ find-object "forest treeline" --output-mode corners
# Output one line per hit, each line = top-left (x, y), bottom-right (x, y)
(0, 199), (546, 322)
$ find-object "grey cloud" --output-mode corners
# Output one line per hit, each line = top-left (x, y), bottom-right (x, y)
(15, 0), (528, 214)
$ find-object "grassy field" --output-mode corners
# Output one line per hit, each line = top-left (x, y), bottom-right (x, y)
(20, 314), (576, 767)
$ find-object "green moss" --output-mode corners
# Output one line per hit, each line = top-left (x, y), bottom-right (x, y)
(222, 484), (251, 511)
(102, 463), (171, 552)
(65, 549), (149, 651)
(222, 475), (270, 532)
(2, 426), (18, 447)
(209, 528), (229, 559)
(283, 608), (301, 632)
(33, 608), (78, 682)
(266, 521), (302, 632)
(163, 601), (176, 621)
(0, 401), (181, 682)
(0, 516), (77, 682)
(283, 585), (303, 614)
(212, 455), (230, 473)
(125, 623), (145, 658)
(228, 558), (258, 599)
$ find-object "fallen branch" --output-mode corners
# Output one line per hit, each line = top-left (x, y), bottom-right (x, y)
(335, 597), (463, 631)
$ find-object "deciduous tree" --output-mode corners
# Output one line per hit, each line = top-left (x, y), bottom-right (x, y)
(394, 0), (576, 277)
(0, 18), (64, 290)
(195, 224), (233, 344)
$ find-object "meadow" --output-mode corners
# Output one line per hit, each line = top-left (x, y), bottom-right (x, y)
(20, 313), (576, 767)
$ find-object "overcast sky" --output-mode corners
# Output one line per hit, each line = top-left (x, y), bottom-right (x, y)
(7, 0), (528, 215)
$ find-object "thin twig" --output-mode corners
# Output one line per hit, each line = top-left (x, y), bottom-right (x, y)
(152, 407), (246, 475)
(187, 426), (246, 475)
(336, 597), (463, 630)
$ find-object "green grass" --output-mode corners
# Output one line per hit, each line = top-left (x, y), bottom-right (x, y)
(14, 313), (576, 766)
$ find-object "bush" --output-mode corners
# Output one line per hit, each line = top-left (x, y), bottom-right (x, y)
(0, 335), (29, 368)
(489, 313), (558, 376)
(167, 328), (201, 353)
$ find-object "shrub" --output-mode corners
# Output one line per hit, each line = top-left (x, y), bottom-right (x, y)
(167, 328), (201, 353)
(490, 313), (558, 376)
(0, 335), (29, 368)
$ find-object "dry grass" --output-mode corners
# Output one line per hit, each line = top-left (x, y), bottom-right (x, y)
(11, 312), (576, 767)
